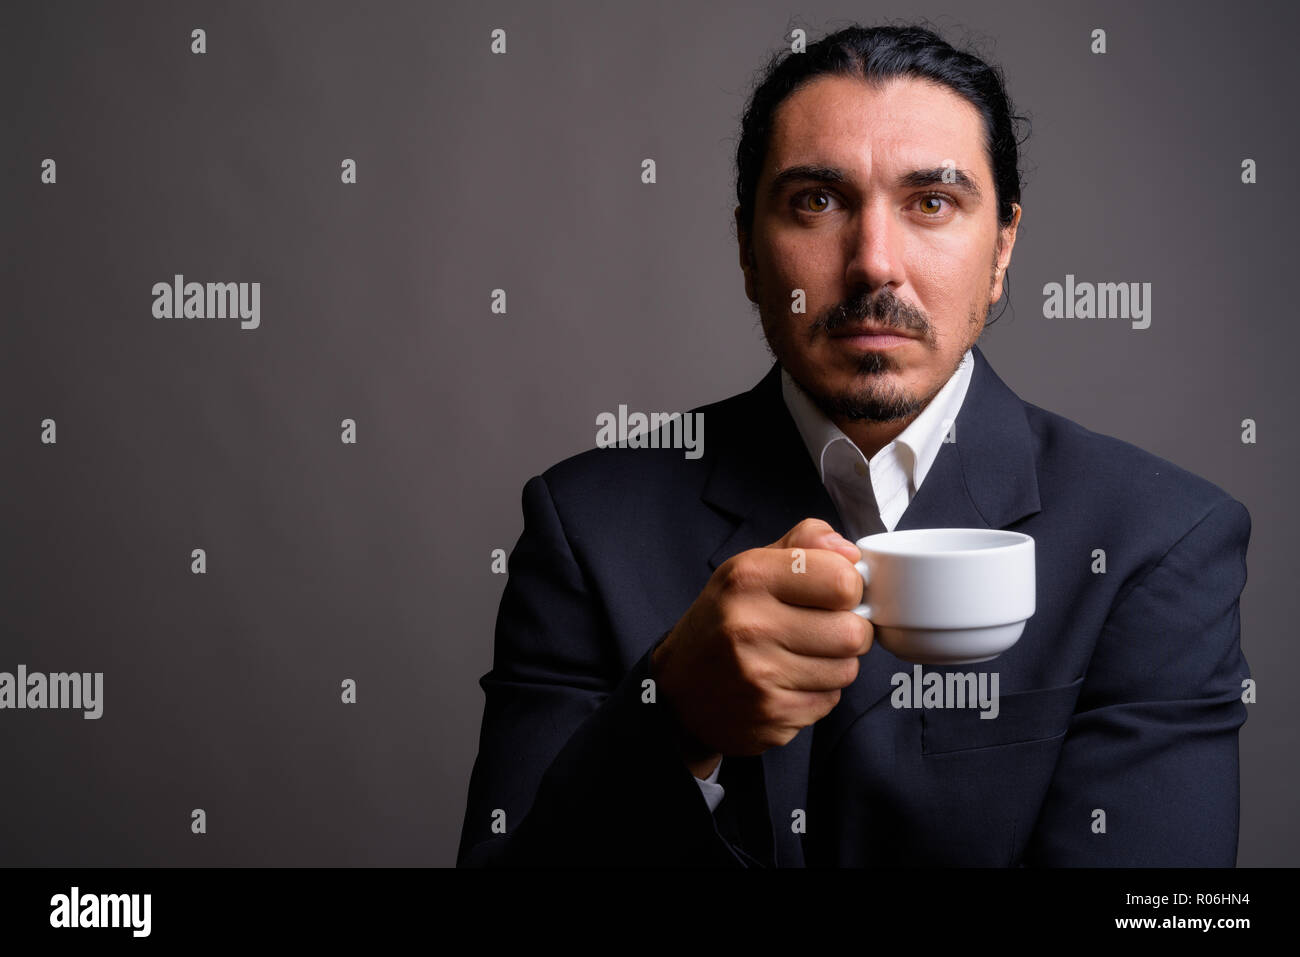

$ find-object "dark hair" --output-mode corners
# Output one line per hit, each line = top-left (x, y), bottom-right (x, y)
(735, 22), (1030, 265)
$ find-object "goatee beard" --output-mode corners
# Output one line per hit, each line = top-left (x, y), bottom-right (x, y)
(791, 352), (931, 423)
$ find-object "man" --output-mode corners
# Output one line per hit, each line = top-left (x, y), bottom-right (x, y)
(457, 24), (1251, 867)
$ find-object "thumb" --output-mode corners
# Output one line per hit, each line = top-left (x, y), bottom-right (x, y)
(771, 518), (861, 562)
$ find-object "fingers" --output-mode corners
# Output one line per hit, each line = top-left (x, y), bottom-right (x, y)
(769, 547), (864, 612)
(769, 517), (861, 563)
(753, 642), (862, 692)
(721, 543), (862, 612)
(761, 601), (873, 659)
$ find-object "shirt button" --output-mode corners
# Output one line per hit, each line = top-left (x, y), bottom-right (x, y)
(854, 461), (868, 477)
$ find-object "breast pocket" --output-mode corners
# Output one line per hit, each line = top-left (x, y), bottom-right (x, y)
(921, 676), (1084, 755)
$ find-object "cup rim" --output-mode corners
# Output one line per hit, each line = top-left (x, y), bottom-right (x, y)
(855, 528), (1033, 556)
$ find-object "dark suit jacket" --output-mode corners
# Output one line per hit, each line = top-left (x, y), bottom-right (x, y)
(457, 345), (1252, 867)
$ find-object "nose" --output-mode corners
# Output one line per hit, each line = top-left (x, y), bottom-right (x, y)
(843, 199), (906, 293)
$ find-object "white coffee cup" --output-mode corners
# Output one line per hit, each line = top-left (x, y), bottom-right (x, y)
(851, 528), (1035, 665)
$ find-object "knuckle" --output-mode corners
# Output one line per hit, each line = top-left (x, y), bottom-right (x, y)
(753, 688), (784, 724)
(840, 615), (867, 655)
(718, 554), (761, 594)
(834, 563), (863, 605)
(780, 518), (826, 548)
(721, 609), (762, 650)
(739, 653), (777, 690)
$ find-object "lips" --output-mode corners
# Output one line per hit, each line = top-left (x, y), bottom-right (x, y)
(830, 325), (918, 339)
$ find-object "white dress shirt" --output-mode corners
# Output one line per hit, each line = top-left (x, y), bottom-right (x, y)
(692, 349), (976, 813)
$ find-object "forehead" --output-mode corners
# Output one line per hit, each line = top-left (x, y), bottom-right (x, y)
(765, 74), (988, 179)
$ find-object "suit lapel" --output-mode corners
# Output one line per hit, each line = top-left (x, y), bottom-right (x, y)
(698, 346), (1043, 863)
(702, 369), (844, 570)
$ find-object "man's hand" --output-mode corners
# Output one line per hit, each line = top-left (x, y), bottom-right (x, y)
(651, 518), (873, 777)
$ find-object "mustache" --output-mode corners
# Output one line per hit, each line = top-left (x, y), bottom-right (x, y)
(812, 289), (929, 338)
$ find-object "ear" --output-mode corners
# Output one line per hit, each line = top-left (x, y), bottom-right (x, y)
(990, 203), (1021, 303)
(735, 205), (758, 304)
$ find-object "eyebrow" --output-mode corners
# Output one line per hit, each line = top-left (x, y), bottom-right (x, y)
(768, 164), (983, 201)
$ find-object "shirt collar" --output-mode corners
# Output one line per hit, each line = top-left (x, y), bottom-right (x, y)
(780, 348), (974, 490)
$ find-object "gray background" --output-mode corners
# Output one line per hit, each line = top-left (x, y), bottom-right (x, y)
(1, 0), (1295, 866)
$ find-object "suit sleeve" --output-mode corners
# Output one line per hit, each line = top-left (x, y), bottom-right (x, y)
(1022, 497), (1252, 865)
(456, 473), (752, 867)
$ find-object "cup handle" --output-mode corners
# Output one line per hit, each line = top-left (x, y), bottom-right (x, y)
(851, 558), (872, 621)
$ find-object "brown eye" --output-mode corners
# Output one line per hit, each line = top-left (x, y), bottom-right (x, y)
(795, 190), (838, 214)
(918, 194), (949, 215)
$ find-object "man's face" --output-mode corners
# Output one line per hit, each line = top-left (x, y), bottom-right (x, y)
(737, 74), (1020, 434)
